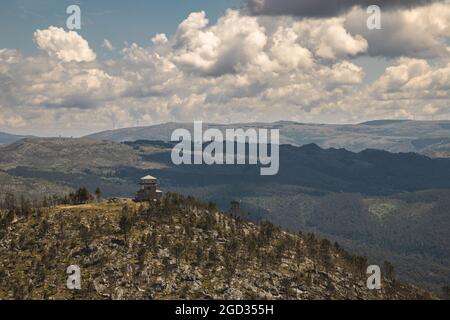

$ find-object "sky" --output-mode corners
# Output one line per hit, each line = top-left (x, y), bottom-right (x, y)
(0, 0), (449, 136)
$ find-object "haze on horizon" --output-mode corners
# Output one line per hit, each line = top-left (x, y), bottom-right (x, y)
(0, 0), (449, 137)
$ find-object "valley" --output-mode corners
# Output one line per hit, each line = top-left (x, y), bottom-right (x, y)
(0, 136), (449, 292)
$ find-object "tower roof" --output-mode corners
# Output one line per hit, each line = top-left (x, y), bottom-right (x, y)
(141, 175), (158, 181)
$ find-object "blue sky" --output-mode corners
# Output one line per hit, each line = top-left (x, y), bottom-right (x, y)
(0, 0), (239, 56)
(0, 0), (390, 81)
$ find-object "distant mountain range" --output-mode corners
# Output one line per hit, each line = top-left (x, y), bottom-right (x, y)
(85, 120), (450, 157)
(0, 132), (31, 145)
(3, 120), (450, 157)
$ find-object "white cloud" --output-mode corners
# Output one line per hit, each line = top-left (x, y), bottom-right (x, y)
(423, 104), (439, 114)
(372, 58), (431, 94)
(0, 112), (26, 128)
(292, 18), (368, 60)
(326, 61), (365, 86)
(269, 26), (313, 69)
(345, 3), (450, 58)
(102, 39), (114, 51)
(33, 26), (96, 62)
(0, 6), (449, 136)
(152, 33), (168, 45)
(372, 58), (450, 100)
(172, 10), (258, 75)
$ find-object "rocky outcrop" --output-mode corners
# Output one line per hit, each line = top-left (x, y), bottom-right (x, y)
(0, 194), (436, 300)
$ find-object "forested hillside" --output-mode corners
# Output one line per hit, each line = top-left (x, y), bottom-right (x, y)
(0, 193), (435, 300)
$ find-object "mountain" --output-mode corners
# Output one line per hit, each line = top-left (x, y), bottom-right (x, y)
(0, 171), (72, 200)
(1, 137), (450, 292)
(0, 138), (163, 200)
(85, 120), (450, 157)
(0, 138), (142, 171)
(0, 132), (31, 145)
(0, 194), (435, 300)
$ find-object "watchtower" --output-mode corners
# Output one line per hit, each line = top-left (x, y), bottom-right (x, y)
(135, 175), (163, 202)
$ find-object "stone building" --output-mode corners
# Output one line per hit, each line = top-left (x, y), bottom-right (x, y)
(135, 175), (163, 202)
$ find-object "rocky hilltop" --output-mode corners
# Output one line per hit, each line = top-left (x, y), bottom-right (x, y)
(0, 194), (435, 300)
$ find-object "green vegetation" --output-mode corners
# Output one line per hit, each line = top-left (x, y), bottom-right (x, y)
(0, 193), (435, 300)
(1, 138), (449, 292)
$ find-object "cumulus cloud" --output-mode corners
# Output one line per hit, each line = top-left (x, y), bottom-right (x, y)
(291, 18), (368, 60)
(0, 49), (127, 113)
(245, 0), (444, 17)
(325, 61), (365, 87)
(268, 26), (314, 68)
(152, 33), (168, 45)
(345, 3), (450, 58)
(372, 58), (450, 100)
(0, 7), (449, 135)
(171, 10), (272, 76)
(33, 26), (96, 62)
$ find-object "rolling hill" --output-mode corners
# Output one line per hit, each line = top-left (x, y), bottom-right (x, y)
(85, 120), (450, 157)
(0, 132), (31, 145)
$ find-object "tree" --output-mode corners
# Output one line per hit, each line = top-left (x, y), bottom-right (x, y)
(223, 252), (236, 284)
(79, 224), (92, 248)
(319, 239), (332, 269)
(19, 195), (31, 218)
(119, 205), (133, 242)
(383, 260), (396, 280)
(75, 187), (91, 204)
(172, 241), (185, 264)
(137, 246), (147, 270)
(94, 188), (102, 202)
(195, 246), (204, 266)
(42, 197), (49, 208)
(4, 193), (16, 211)
(259, 221), (277, 244)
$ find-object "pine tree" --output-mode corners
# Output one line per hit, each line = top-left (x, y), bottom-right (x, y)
(119, 205), (133, 242)
(95, 188), (102, 202)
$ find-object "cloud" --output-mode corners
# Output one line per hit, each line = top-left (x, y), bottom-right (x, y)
(372, 58), (450, 100)
(325, 61), (365, 87)
(152, 33), (168, 45)
(0, 112), (26, 128)
(102, 39), (114, 51)
(245, 0), (444, 17)
(33, 26), (96, 62)
(0, 8), (449, 135)
(344, 3), (450, 58)
(0, 50), (128, 113)
(171, 10), (270, 76)
(291, 18), (368, 60)
(423, 104), (439, 114)
(268, 26), (313, 68)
